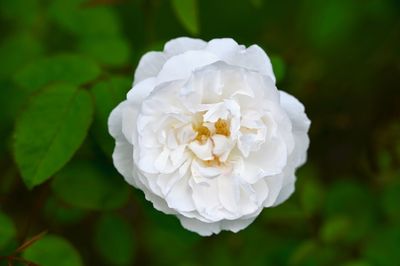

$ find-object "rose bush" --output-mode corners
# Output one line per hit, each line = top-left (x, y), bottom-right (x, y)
(108, 37), (310, 236)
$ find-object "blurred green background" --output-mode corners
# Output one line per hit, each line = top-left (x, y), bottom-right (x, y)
(1, 0), (400, 265)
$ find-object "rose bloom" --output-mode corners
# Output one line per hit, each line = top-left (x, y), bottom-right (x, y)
(108, 37), (310, 236)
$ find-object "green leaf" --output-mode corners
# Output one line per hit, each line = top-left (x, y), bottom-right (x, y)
(44, 197), (86, 225)
(79, 38), (131, 67)
(381, 181), (400, 222)
(306, 1), (357, 49)
(319, 215), (351, 244)
(362, 226), (400, 266)
(0, 33), (43, 79)
(323, 180), (377, 244)
(300, 178), (324, 216)
(51, 161), (130, 210)
(298, 165), (323, 216)
(94, 214), (135, 265)
(377, 150), (392, 173)
(91, 76), (131, 155)
(14, 84), (93, 189)
(343, 261), (372, 266)
(49, 0), (121, 38)
(289, 239), (318, 265)
(0, 80), (31, 154)
(270, 55), (286, 83)
(0, 0), (40, 26)
(0, 212), (16, 250)
(22, 235), (83, 266)
(171, 0), (199, 35)
(141, 197), (200, 265)
(250, 0), (263, 8)
(323, 180), (374, 217)
(261, 201), (305, 223)
(14, 54), (101, 91)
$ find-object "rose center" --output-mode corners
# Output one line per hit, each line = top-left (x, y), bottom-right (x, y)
(189, 118), (231, 167)
(215, 119), (230, 137)
(194, 125), (211, 142)
(194, 118), (230, 143)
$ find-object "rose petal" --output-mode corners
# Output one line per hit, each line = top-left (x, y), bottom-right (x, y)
(156, 50), (220, 85)
(241, 136), (287, 183)
(165, 175), (196, 212)
(206, 38), (241, 59)
(190, 177), (222, 221)
(188, 139), (214, 161)
(217, 173), (239, 213)
(221, 217), (256, 233)
(228, 44), (276, 83)
(127, 77), (156, 104)
(279, 90), (311, 167)
(134, 52), (167, 85)
(108, 101), (126, 140)
(164, 37), (207, 55)
(273, 175), (295, 206)
(179, 216), (221, 236)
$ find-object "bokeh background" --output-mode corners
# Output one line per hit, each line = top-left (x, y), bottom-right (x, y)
(1, 0), (400, 265)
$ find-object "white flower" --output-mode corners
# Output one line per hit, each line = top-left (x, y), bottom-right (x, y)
(108, 37), (311, 236)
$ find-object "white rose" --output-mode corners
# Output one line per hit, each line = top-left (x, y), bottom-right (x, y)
(108, 37), (311, 236)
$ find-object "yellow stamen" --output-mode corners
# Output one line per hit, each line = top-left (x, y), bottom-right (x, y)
(215, 119), (230, 136)
(205, 156), (221, 167)
(195, 125), (211, 142)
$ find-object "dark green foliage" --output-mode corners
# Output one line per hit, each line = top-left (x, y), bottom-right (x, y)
(91, 76), (131, 156)
(0, 0), (399, 265)
(362, 226), (400, 266)
(0, 33), (43, 79)
(44, 197), (87, 225)
(14, 54), (101, 92)
(14, 84), (93, 189)
(0, 212), (16, 251)
(22, 235), (83, 266)
(171, 0), (199, 35)
(94, 214), (135, 265)
(51, 161), (130, 210)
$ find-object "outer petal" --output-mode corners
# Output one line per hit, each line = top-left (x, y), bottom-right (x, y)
(279, 90), (311, 168)
(273, 174), (295, 206)
(134, 52), (168, 85)
(164, 37), (207, 56)
(206, 38), (241, 59)
(108, 101), (136, 186)
(179, 216), (257, 236)
(135, 37), (207, 85)
(127, 77), (156, 104)
(220, 217), (257, 233)
(272, 91), (311, 206)
(113, 142), (135, 187)
(136, 175), (177, 215)
(121, 104), (139, 144)
(179, 216), (221, 236)
(156, 50), (220, 85)
(228, 45), (276, 83)
(108, 101), (126, 140)
(204, 39), (275, 83)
